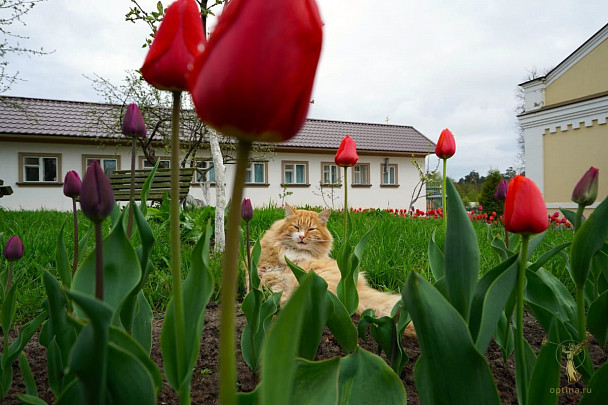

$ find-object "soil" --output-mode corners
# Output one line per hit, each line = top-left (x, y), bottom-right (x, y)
(4, 305), (607, 404)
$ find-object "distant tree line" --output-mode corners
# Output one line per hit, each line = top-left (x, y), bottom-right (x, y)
(452, 167), (517, 214)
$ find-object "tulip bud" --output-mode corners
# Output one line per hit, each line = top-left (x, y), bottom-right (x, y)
(504, 175), (548, 235)
(494, 179), (508, 201)
(80, 161), (115, 223)
(3, 236), (24, 261)
(435, 128), (456, 159)
(121, 103), (147, 139)
(241, 198), (253, 222)
(141, 0), (206, 91)
(63, 171), (82, 199)
(335, 135), (359, 167)
(189, 0), (323, 142)
(571, 167), (598, 207)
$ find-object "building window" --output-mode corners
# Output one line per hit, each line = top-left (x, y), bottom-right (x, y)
(282, 161), (308, 186)
(141, 157), (170, 169)
(352, 163), (370, 186)
(321, 162), (341, 186)
(246, 162), (267, 184)
(83, 155), (119, 176)
(194, 160), (215, 184)
(381, 163), (398, 186)
(19, 153), (60, 183)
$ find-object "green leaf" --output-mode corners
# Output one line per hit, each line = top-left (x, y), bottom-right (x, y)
(526, 342), (561, 405)
(560, 208), (581, 229)
(570, 195), (608, 289)
(64, 290), (113, 405)
(428, 230), (445, 282)
(490, 236), (511, 261)
(469, 253), (518, 353)
(77, 226), (92, 268)
(106, 342), (157, 405)
(161, 221), (214, 394)
(326, 292), (358, 354)
(514, 337), (536, 405)
(580, 360), (608, 404)
(249, 240), (261, 290)
(16, 394), (49, 405)
(588, 289), (608, 346)
(291, 358), (340, 405)
(72, 210), (141, 319)
(494, 311), (514, 362)
(444, 179), (480, 322)
(528, 241), (571, 272)
(56, 223), (71, 288)
(131, 291), (154, 354)
(260, 272), (316, 405)
(18, 352), (37, 396)
(525, 269), (576, 324)
(1, 287), (16, 336)
(286, 259), (331, 360)
(241, 289), (263, 370)
(338, 347), (407, 404)
(140, 160), (160, 217)
(108, 326), (162, 397)
(403, 271), (500, 404)
(40, 272), (76, 366)
(4, 311), (48, 369)
(527, 231), (547, 260)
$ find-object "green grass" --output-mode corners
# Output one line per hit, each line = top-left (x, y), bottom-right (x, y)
(0, 206), (574, 322)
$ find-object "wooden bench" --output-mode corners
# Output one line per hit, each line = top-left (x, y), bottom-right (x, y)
(109, 168), (195, 202)
(0, 179), (13, 198)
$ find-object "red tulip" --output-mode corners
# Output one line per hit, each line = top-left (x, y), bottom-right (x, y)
(63, 171), (82, 199)
(189, 0), (323, 142)
(571, 166), (599, 207)
(504, 175), (548, 235)
(141, 0), (206, 91)
(335, 135), (359, 167)
(435, 128), (456, 159)
(3, 236), (24, 261)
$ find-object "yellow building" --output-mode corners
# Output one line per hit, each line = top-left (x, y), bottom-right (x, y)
(518, 23), (607, 214)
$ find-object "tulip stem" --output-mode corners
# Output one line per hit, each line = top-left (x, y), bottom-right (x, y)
(169, 91), (188, 402)
(94, 221), (104, 301)
(6, 262), (13, 293)
(343, 167), (348, 238)
(219, 140), (251, 405)
(442, 158), (447, 230)
(72, 198), (79, 276)
(127, 136), (137, 238)
(516, 234), (529, 397)
(574, 204), (585, 232)
(245, 221), (252, 291)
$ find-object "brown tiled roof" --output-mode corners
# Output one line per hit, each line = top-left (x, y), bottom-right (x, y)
(0, 96), (434, 154)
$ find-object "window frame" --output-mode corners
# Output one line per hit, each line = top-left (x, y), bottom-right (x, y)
(281, 160), (309, 187)
(139, 156), (170, 169)
(18, 152), (62, 185)
(245, 161), (269, 186)
(380, 163), (399, 187)
(351, 163), (371, 187)
(193, 159), (216, 185)
(82, 155), (121, 176)
(320, 162), (342, 187)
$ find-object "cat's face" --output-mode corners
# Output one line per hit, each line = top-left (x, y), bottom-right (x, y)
(278, 204), (333, 256)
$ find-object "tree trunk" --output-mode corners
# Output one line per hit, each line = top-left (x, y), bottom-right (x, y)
(209, 130), (226, 252)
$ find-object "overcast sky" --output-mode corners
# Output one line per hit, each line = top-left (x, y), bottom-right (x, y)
(4, 0), (608, 180)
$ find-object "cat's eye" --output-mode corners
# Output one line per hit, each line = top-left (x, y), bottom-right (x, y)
(293, 225), (300, 231)
(308, 228), (316, 231)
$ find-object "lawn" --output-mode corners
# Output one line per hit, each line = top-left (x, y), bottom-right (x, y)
(0, 205), (574, 323)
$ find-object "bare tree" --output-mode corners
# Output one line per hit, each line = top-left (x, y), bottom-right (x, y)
(0, 0), (50, 92)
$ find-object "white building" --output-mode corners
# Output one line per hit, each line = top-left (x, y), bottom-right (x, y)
(0, 96), (435, 211)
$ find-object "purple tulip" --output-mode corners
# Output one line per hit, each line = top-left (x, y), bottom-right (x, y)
(63, 171), (82, 198)
(121, 103), (147, 139)
(3, 236), (24, 261)
(241, 198), (253, 222)
(80, 161), (115, 223)
(495, 179), (508, 201)
(571, 167), (598, 207)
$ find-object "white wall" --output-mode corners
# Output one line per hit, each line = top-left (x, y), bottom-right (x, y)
(1, 141), (427, 212)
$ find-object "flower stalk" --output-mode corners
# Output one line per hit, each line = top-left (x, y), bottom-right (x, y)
(127, 136), (137, 237)
(169, 91), (187, 390)
(442, 158), (447, 230)
(94, 221), (104, 300)
(516, 234), (529, 389)
(72, 198), (79, 274)
(343, 166), (348, 237)
(219, 140), (251, 404)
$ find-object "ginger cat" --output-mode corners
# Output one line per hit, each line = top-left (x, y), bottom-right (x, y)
(258, 204), (415, 337)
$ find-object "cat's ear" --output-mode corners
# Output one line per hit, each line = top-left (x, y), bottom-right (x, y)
(284, 203), (296, 218)
(318, 208), (331, 224)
